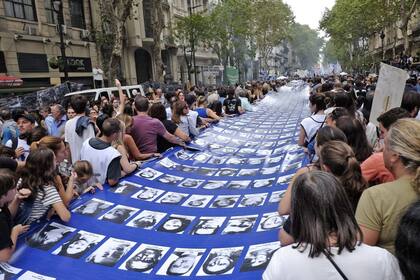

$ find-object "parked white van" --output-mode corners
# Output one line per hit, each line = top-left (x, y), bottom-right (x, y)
(64, 84), (145, 102)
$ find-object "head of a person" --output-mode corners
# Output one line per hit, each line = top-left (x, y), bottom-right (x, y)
(290, 171), (362, 258)
(134, 96), (149, 113)
(89, 107), (99, 121)
(166, 253), (197, 275)
(377, 107), (410, 139)
(334, 115), (372, 162)
(133, 215), (156, 228)
(192, 219), (219, 235)
(125, 249), (161, 272)
(308, 93), (326, 114)
(73, 160), (93, 184)
(51, 104), (65, 121)
(100, 118), (121, 141)
(383, 119), (420, 192)
(102, 208), (130, 222)
(172, 101), (189, 123)
(112, 98), (119, 109)
(70, 95), (88, 114)
(66, 106), (76, 119)
(316, 126), (348, 151)
(61, 235), (91, 257)
(319, 141), (368, 210)
(30, 136), (67, 163)
(39, 106), (50, 119)
(96, 114), (110, 136)
(116, 113), (133, 129)
(203, 253), (235, 275)
(155, 88), (162, 97)
(395, 200), (420, 280)
(185, 94), (196, 109)
(0, 108), (11, 121)
(401, 91), (420, 118)
(14, 113), (36, 135)
(160, 217), (189, 233)
(197, 96), (207, 107)
(148, 102), (167, 122)
(0, 169), (17, 207)
(333, 92), (355, 113)
(227, 87), (235, 98)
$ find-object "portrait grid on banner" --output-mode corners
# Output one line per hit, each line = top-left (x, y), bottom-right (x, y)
(119, 244), (170, 274)
(85, 237), (136, 267)
(156, 248), (206, 276)
(196, 247), (243, 276)
(72, 198), (114, 217)
(26, 222), (75, 251)
(53, 230), (105, 259)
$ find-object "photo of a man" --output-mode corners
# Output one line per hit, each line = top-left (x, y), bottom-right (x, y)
(86, 238), (135, 267)
(157, 248), (205, 276)
(119, 244), (169, 273)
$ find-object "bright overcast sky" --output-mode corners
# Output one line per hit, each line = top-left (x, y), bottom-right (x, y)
(284, 0), (336, 31)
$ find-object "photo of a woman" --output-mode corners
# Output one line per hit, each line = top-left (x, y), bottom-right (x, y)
(53, 231), (105, 259)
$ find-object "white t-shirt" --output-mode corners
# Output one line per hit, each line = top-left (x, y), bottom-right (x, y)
(5, 138), (30, 160)
(64, 116), (95, 163)
(263, 243), (402, 280)
(300, 114), (325, 143)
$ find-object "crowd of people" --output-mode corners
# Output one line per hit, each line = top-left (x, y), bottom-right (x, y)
(0, 72), (419, 280)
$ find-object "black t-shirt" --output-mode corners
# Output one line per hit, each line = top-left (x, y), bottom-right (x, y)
(157, 120), (178, 153)
(0, 157), (18, 172)
(0, 206), (13, 250)
(88, 138), (122, 182)
(223, 97), (241, 115)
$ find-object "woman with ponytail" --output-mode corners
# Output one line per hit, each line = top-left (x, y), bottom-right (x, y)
(356, 119), (420, 254)
(319, 141), (368, 211)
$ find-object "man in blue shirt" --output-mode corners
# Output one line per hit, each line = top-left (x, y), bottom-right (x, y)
(45, 104), (67, 138)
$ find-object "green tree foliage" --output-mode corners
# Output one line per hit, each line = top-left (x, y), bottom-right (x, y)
(289, 23), (324, 69)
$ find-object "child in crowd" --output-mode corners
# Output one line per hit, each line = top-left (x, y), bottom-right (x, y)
(0, 169), (30, 261)
(68, 160), (103, 197)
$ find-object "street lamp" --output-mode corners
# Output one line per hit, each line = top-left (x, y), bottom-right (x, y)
(53, 0), (68, 82)
(380, 31), (386, 61)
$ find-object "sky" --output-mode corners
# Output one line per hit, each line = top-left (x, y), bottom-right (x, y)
(284, 0), (336, 32)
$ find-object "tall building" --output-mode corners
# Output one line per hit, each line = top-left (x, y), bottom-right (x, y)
(0, 0), (99, 94)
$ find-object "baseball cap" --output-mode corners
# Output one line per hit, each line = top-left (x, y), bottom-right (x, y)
(13, 113), (36, 123)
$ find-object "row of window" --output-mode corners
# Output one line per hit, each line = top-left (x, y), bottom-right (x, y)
(4, 0), (85, 29)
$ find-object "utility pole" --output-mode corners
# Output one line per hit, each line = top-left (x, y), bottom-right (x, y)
(54, 0), (69, 82)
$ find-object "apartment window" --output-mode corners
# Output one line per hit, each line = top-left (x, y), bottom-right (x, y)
(4, 0), (37, 21)
(70, 0), (85, 29)
(44, 0), (57, 23)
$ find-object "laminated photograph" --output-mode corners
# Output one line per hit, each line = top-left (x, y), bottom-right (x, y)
(178, 178), (205, 189)
(226, 180), (251, 190)
(257, 212), (286, 232)
(196, 167), (218, 176)
(26, 222), (75, 251)
(210, 195), (240, 208)
(98, 205), (139, 224)
(156, 248), (205, 276)
(237, 169), (259, 177)
(158, 174), (184, 185)
(201, 180), (227, 190)
(157, 214), (195, 234)
(268, 190), (287, 204)
(239, 193), (268, 207)
(251, 178), (275, 189)
(135, 167), (163, 181)
(17, 271), (55, 280)
(119, 244), (170, 274)
(0, 262), (22, 279)
(215, 168), (238, 177)
(240, 242), (280, 272)
(221, 215), (258, 234)
(72, 198), (114, 217)
(190, 216), (226, 235)
(158, 158), (177, 169)
(196, 247), (243, 276)
(181, 195), (213, 208)
(53, 230), (105, 259)
(155, 192), (189, 205)
(109, 181), (142, 195)
(131, 187), (165, 202)
(126, 210), (167, 230)
(85, 237), (135, 267)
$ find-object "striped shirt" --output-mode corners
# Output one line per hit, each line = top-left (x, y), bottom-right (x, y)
(27, 185), (62, 224)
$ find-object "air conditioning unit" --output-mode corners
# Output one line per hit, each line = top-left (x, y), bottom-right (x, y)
(26, 25), (38, 36)
(80, 29), (90, 40)
(56, 24), (67, 35)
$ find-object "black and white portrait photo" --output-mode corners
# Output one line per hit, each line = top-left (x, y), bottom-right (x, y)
(176, 165), (198, 173)
(193, 153), (211, 163)
(53, 230), (105, 259)
(157, 214), (195, 234)
(155, 192), (188, 205)
(98, 205), (139, 224)
(201, 180), (226, 190)
(237, 169), (259, 177)
(158, 174), (184, 185)
(239, 193), (268, 207)
(126, 210), (166, 230)
(0, 262), (22, 279)
(257, 212), (286, 232)
(267, 155), (283, 164)
(226, 180), (251, 190)
(196, 167), (218, 176)
(135, 167), (163, 180)
(156, 248), (205, 276)
(73, 198), (114, 217)
(215, 168), (238, 177)
(282, 161), (302, 172)
(26, 222), (75, 250)
(225, 157), (246, 165)
(196, 247), (243, 276)
(178, 178), (204, 189)
(119, 244), (169, 274)
(247, 157), (265, 165)
(207, 156), (226, 165)
(256, 149), (272, 157)
(158, 158), (178, 169)
(251, 178), (275, 189)
(221, 215), (257, 235)
(210, 195), (240, 208)
(131, 187), (164, 202)
(237, 148), (256, 155)
(175, 150), (192, 160)
(109, 181), (141, 195)
(190, 217), (226, 235)
(268, 190), (286, 204)
(240, 242), (280, 272)
(182, 195), (213, 208)
(277, 174), (294, 185)
(260, 166), (279, 175)
(86, 238), (135, 267)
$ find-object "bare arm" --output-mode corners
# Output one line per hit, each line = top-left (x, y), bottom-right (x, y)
(206, 108), (221, 121)
(359, 225), (380, 245)
(115, 79), (126, 115)
(116, 145), (137, 174)
(56, 175), (73, 207)
(298, 127), (306, 146)
(0, 225), (29, 262)
(52, 201), (71, 222)
(174, 127), (191, 142)
(163, 131), (184, 147)
(124, 134), (156, 160)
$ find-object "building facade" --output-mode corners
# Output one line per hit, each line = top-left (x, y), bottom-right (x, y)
(0, 0), (99, 93)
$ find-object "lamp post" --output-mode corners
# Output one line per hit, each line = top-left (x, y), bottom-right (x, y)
(187, 0), (202, 86)
(53, 0), (68, 82)
(380, 31), (386, 61)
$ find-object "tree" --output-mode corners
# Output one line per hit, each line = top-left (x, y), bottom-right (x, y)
(251, 0), (294, 70)
(150, 0), (165, 83)
(96, 0), (136, 83)
(289, 23), (324, 69)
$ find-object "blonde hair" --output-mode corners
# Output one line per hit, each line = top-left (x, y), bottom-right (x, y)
(30, 136), (64, 155)
(387, 119), (420, 194)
